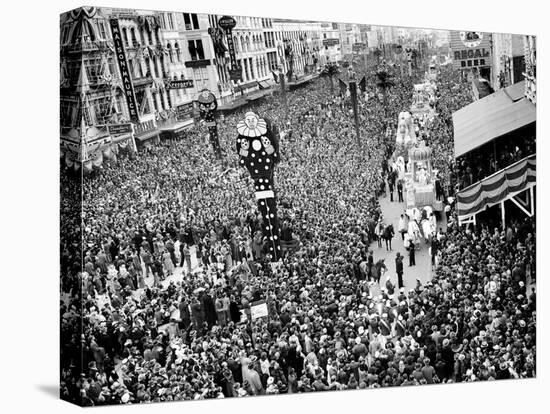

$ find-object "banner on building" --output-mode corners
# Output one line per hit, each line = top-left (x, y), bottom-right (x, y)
(323, 38), (340, 47)
(109, 19), (139, 123)
(176, 103), (194, 120)
(165, 79), (194, 89)
(108, 123), (133, 135)
(450, 31), (492, 71)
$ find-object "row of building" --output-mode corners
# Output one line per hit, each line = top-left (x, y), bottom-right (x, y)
(61, 7), (366, 168)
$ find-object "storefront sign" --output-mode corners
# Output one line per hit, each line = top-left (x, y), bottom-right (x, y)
(323, 38), (340, 46)
(352, 42), (366, 52)
(184, 59), (211, 68)
(218, 15), (241, 82)
(165, 79), (194, 89)
(109, 19), (139, 123)
(108, 123), (133, 135)
(176, 103), (194, 120)
(218, 16), (236, 30)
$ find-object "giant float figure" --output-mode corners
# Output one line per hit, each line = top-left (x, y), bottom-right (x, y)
(236, 111), (282, 261)
(197, 89), (222, 158)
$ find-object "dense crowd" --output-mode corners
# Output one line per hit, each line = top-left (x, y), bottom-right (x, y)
(60, 64), (536, 406)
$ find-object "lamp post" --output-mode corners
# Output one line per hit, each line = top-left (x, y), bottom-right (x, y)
(278, 66), (287, 113)
(348, 67), (361, 147)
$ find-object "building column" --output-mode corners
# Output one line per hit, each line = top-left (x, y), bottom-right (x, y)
(155, 91), (163, 112)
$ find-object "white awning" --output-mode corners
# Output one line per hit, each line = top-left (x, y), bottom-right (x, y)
(453, 81), (535, 158)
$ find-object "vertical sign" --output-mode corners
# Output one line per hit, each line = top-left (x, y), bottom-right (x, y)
(218, 16), (241, 81)
(109, 19), (139, 123)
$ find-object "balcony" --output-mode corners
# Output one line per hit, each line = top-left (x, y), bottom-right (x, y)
(62, 40), (113, 53)
(133, 73), (153, 87)
(524, 74), (536, 104)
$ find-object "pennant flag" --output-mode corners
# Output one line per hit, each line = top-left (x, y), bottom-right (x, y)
(338, 78), (348, 96)
(359, 76), (366, 93)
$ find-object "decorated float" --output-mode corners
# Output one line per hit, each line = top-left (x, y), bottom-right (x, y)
(410, 83), (436, 119)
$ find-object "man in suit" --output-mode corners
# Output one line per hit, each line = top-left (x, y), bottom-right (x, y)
(395, 252), (404, 288)
(408, 239), (416, 267)
(397, 179), (404, 203)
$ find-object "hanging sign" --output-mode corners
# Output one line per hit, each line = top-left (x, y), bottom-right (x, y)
(109, 19), (139, 123)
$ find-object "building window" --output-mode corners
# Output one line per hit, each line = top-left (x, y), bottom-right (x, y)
(188, 39), (205, 60)
(175, 43), (181, 62)
(183, 13), (192, 30)
(122, 27), (129, 46)
(61, 25), (71, 44)
(130, 28), (137, 47)
(192, 67), (209, 90)
(167, 13), (174, 30)
(97, 21), (107, 40)
(90, 96), (113, 125)
(182, 13), (200, 30)
(191, 13), (199, 30)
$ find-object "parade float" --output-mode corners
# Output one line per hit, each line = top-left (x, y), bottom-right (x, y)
(410, 83), (436, 119)
(405, 141), (442, 211)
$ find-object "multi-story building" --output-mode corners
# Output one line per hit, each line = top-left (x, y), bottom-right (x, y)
(319, 22), (342, 64)
(491, 33), (525, 90)
(523, 35), (536, 104)
(338, 23), (362, 57)
(272, 19), (323, 78)
(60, 7), (138, 169)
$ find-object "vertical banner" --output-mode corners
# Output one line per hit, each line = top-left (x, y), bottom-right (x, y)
(218, 16), (242, 82)
(109, 18), (139, 123)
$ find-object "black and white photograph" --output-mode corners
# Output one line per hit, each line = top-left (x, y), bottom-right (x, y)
(4, 1), (548, 413)
(57, 5), (539, 407)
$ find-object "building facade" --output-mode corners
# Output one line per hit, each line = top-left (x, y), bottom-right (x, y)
(523, 35), (536, 103)
(491, 33), (525, 90)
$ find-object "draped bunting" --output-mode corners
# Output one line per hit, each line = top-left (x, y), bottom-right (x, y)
(456, 154), (536, 220)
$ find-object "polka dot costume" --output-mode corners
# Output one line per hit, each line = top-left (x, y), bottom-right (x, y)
(236, 112), (282, 261)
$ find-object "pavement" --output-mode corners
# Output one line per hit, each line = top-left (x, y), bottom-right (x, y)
(367, 190), (437, 296)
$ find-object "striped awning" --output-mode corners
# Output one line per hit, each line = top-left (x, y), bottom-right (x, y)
(453, 81), (536, 158)
(456, 154), (536, 220)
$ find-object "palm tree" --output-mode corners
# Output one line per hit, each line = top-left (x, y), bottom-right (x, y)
(321, 62), (340, 95)
(372, 48), (382, 65)
(374, 69), (396, 119)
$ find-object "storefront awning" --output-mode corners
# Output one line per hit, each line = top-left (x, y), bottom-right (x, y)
(234, 81), (259, 93)
(258, 79), (275, 89)
(246, 89), (273, 101)
(158, 119), (194, 132)
(135, 129), (160, 142)
(453, 81), (535, 158)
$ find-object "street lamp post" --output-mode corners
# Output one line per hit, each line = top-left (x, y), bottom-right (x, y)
(348, 68), (361, 147)
(278, 66), (287, 113)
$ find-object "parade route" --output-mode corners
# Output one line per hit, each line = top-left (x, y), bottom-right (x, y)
(368, 191), (433, 296)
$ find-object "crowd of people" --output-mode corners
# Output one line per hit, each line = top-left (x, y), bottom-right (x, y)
(60, 63), (536, 406)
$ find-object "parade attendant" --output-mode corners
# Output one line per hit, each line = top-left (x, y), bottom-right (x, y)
(395, 252), (404, 288)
